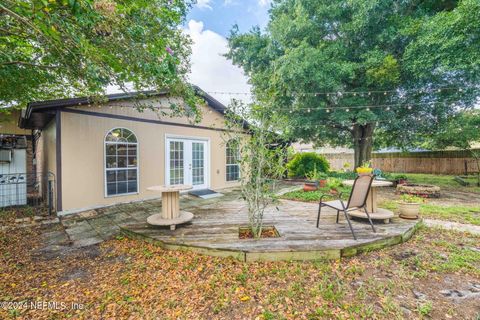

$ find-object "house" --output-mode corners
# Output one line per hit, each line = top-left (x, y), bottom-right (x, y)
(0, 110), (36, 207)
(16, 88), (243, 215)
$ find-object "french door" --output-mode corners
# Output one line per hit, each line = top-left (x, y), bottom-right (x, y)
(166, 138), (208, 190)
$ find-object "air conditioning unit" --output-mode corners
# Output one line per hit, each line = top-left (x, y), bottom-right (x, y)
(0, 149), (12, 162)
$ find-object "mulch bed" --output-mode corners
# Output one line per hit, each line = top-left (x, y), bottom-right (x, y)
(238, 226), (280, 239)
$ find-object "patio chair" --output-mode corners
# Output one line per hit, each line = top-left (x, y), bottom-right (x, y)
(316, 175), (376, 240)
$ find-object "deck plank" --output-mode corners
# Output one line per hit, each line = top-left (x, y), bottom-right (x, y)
(122, 197), (420, 261)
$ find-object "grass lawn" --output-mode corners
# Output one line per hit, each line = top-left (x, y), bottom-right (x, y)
(379, 200), (480, 226)
(280, 186), (353, 202)
(397, 173), (480, 193)
(1, 223), (479, 319)
(282, 173), (480, 225)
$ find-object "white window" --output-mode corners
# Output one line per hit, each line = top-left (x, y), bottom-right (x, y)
(226, 139), (240, 182)
(105, 128), (138, 196)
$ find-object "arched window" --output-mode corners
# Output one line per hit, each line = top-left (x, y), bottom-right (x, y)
(226, 139), (240, 181)
(105, 128), (138, 196)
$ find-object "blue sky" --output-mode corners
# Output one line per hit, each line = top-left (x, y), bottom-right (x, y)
(186, 0), (270, 37)
(184, 0), (272, 105)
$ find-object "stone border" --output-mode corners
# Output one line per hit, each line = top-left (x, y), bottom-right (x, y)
(120, 221), (422, 262)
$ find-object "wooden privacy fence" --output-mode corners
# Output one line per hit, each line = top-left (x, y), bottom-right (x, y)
(322, 149), (480, 175)
(372, 149), (479, 175)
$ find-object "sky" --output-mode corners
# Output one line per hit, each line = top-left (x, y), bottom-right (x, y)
(184, 0), (271, 105)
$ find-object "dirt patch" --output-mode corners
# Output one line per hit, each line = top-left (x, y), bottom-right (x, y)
(1, 213), (479, 319)
(378, 187), (480, 206)
(239, 226), (280, 239)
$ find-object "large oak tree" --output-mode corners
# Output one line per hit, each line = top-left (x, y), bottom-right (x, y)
(0, 0), (197, 112)
(227, 0), (480, 168)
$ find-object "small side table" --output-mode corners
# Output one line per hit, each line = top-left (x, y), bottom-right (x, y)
(342, 179), (394, 223)
(146, 185), (193, 230)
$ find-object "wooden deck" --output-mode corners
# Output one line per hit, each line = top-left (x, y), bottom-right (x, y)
(122, 197), (421, 262)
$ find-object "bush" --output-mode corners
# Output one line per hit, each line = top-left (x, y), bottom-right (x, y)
(287, 152), (330, 178)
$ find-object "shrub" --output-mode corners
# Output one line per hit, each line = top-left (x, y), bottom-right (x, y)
(326, 178), (343, 190)
(287, 152), (330, 178)
(327, 171), (358, 180)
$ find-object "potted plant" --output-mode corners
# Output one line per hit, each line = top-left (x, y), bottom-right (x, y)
(326, 178), (343, 195)
(356, 161), (373, 176)
(398, 194), (425, 219)
(317, 172), (328, 188)
(304, 166), (328, 191)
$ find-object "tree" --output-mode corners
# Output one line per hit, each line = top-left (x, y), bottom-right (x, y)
(226, 0), (480, 168)
(0, 0), (197, 112)
(224, 101), (287, 238)
(424, 111), (480, 186)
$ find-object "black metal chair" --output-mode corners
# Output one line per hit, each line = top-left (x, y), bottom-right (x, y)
(316, 175), (376, 240)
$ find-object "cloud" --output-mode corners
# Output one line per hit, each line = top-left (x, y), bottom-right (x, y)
(195, 0), (213, 10)
(258, 0), (270, 7)
(185, 20), (252, 106)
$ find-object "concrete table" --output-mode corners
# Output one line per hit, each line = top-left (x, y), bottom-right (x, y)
(146, 185), (193, 230)
(342, 179), (394, 223)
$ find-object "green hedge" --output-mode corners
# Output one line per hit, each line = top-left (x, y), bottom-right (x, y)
(287, 152), (330, 178)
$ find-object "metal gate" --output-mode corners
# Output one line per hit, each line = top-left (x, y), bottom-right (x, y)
(0, 172), (56, 215)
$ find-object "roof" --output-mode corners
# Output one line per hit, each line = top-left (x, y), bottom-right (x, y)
(19, 86), (231, 130)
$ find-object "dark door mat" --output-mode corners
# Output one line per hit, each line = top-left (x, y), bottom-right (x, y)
(188, 189), (224, 199)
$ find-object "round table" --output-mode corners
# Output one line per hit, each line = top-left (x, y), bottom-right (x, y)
(342, 179), (394, 223)
(146, 185), (194, 230)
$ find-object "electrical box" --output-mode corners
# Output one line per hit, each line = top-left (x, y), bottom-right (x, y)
(0, 149), (12, 162)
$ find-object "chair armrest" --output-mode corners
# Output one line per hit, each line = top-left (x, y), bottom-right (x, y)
(318, 193), (329, 203)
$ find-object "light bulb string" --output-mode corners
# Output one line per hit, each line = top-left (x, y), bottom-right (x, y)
(206, 86), (476, 97)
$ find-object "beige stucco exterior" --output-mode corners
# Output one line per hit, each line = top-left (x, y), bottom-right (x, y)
(54, 98), (242, 214)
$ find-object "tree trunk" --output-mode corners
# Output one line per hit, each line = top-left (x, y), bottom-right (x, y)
(352, 123), (375, 169)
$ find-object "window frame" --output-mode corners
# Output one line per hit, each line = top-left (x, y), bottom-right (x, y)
(104, 128), (139, 198)
(225, 139), (240, 182)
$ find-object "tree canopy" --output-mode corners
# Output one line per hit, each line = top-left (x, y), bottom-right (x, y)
(227, 0), (480, 167)
(0, 0), (196, 111)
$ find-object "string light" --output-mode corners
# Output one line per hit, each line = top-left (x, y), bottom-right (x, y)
(206, 86), (473, 97)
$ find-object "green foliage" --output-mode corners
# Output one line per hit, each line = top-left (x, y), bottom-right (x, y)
(416, 301), (433, 317)
(227, 0), (480, 167)
(391, 174), (408, 180)
(326, 171), (358, 180)
(281, 184), (352, 202)
(397, 173), (480, 193)
(0, 0), (198, 114)
(399, 194), (426, 204)
(326, 178), (343, 191)
(305, 166), (328, 181)
(224, 101), (287, 238)
(380, 199), (480, 225)
(287, 152), (330, 178)
(421, 204), (480, 225)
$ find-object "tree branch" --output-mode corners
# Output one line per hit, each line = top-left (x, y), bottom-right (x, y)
(0, 61), (57, 69)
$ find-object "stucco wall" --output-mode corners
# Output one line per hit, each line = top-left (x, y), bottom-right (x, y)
(59, 101), (242, 213)
(38, 120), (57, 179)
